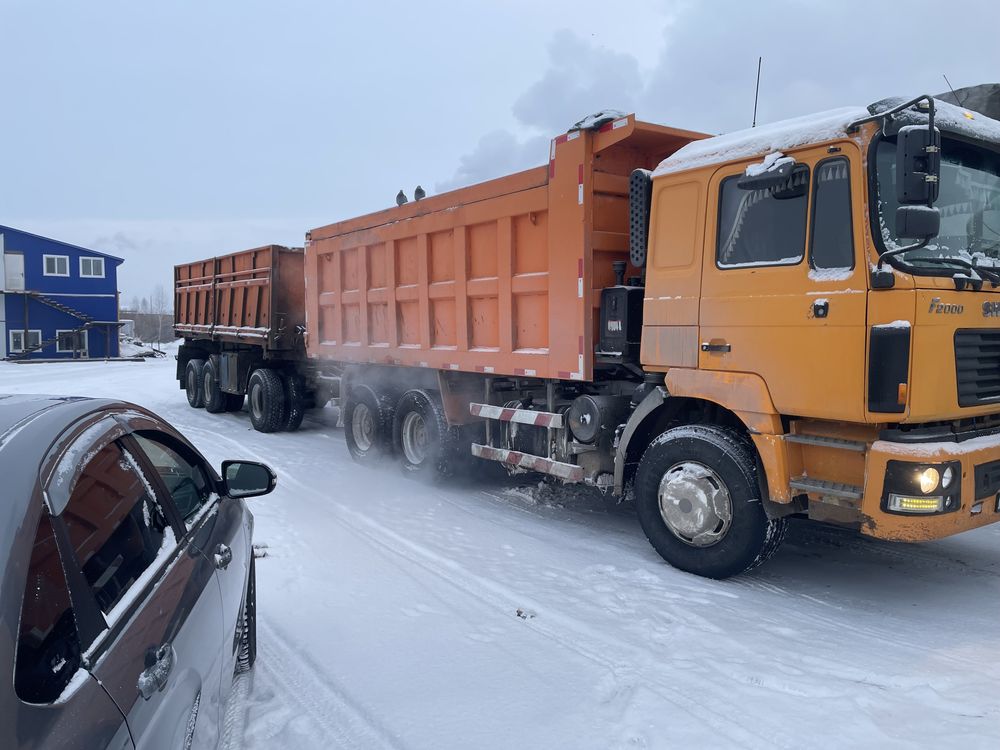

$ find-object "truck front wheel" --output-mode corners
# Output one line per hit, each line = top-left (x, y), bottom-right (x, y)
(185, 359), (206, 408)
(247, 369), (287, 433)
(634, 425), (786, 579)
(344, 385), (394, 463)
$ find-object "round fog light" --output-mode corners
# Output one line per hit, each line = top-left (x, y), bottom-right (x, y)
(919, 467), (940, 494)
(941, 466), (954, 489)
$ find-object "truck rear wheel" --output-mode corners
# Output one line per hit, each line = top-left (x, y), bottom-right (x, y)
(280, 372), (306, 432)
(344, 385), (394, 463)
(634, 424), (786, 579)
(247, 369), (287, 433)
(185, 359), (206, 408)
(203, 359), (227, 414)
(393, 389), (453, 476)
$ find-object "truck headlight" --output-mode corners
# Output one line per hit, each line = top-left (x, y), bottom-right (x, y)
(882, 460), (961, 515)
(918, 467), (940, 494)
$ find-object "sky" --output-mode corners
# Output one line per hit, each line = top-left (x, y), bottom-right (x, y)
(2, 0), (999, 303)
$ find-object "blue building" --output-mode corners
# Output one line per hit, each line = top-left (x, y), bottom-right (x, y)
(1, 226), (124, 360)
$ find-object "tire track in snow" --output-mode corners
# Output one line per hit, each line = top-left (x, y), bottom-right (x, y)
(255, 619), (407, 750)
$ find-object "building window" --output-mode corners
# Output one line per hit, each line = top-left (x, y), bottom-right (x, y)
(56, 330), (88, 354)
(79, 257), (105, 278)
(10, 330), (42, 353)
(43, 255), (69, 277)
(716, 165), (810, 268)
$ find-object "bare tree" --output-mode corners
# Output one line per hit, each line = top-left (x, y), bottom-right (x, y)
(151, 285), (170, 350)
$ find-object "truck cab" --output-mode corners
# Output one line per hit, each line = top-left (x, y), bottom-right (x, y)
(636, 95), (1000, 551)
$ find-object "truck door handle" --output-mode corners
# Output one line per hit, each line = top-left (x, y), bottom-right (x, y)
(812, 300), (830, 318)
(701, 341), (731, 353)
(138, 643), (174, 700)
(214, 543), (233, 570)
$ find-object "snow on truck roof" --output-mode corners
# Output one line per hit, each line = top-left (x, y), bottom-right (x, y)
(652, 106), (867, 177)
(652, 95), (1000, 178)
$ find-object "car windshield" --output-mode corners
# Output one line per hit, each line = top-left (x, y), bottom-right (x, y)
(875, 135), (1000, 269)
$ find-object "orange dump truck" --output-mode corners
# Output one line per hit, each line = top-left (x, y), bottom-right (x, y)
(180, 98), (1000, 577)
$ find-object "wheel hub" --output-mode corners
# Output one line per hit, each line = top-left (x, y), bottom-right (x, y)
(250, 383), (264, 419)
(657, 461), (733, 547)
(401, 411), (428, 465)
(352, 403), (375, 452)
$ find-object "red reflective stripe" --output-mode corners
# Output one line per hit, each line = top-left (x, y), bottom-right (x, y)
(578, 163), (584, 184)
(578, 258), (583, 278)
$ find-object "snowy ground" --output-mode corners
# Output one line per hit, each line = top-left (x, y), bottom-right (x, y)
(2, 351), (999, 749)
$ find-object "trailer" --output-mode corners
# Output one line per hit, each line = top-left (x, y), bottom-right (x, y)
(174, 244), (325, 432)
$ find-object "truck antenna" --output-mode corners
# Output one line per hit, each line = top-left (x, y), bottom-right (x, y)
(752, 56), (762, 128)
(942, 73), (965, 106)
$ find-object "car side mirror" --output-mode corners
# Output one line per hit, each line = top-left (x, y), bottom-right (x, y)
(895, 205), (940, 240)
(896, 125), (940, 204)
(222, 460), (277, 498)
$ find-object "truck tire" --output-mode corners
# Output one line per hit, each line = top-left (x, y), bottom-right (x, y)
(344, 385), (394, 464)
(185, 359), (206, 408)
(280, 372), (306, 432)
(203, 359), (227, 414)
(634, 424), (787, 579)
(226, 393), (246, 412)
(247, 368), (287, 433)
(392, 389), (455, 476)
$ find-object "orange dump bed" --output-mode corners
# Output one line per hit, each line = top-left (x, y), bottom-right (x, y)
(174, 244), (305, 353)
(306, 115), (704, 380)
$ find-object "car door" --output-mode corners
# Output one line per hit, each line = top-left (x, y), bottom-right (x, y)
(698, 143), (869, 422)
(8, 508), (133, 750)
(127, 429), (251, 724)
(51, 433), (226, 750)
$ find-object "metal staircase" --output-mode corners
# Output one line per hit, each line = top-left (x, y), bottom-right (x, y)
(6, 292), (94, 359)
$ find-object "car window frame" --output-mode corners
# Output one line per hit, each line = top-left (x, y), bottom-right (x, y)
(44, 433), (191, 665)
(125, 429), (221, 530)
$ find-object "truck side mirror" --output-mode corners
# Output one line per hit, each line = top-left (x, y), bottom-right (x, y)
(896, 125), (940, 204)
(629, 169), (652, 267)
(895, 205), (940, 240)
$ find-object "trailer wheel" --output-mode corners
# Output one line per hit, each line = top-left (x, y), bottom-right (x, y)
(634, 425), (787, 579)
(203, 359), (227, 414)
(185, 359), (206, 408)
(225, 393), (246, 412)
(280, 372), (306, 432)
(344, 385), (394, 463)
(247, 369), (287, 433)
(392, 389), (454, 476)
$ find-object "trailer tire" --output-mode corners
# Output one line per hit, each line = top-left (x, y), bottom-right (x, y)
(280, 372), (306, 432)
(203, 359), (228, 413)
(247, 369), (287, 433)
(185, 359), (206, 408)
(392, 389), (455, 477)
(634, 424), (786, 579)
(344, 385), (394, 463)
(226, 393), (246, 412)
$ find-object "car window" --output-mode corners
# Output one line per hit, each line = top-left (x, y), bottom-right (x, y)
(810, 157), (854, 270)
(15, 514), (82, 704)
(132, 432), (214, 525)
(716, 165), (810, 268)
(61, 441), (175, 616)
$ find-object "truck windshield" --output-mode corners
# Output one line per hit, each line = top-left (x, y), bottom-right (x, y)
(875, 136), (1000, 270)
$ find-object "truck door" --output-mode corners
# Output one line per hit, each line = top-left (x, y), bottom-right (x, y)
(698, 145), (868, 422)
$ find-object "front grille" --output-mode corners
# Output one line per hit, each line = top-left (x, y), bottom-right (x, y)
(955, 329), (1000, 406)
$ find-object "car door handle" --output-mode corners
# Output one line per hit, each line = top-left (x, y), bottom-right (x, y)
(138, 644), (174, 700)
(700, 341), (731, 353)
(214, 543), (233, 570)
(812, 300), (830, 318)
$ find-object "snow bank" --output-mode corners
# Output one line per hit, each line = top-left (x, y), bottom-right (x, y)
(653, 106), (867, 177)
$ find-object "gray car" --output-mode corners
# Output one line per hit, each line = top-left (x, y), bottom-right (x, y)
(0, 395), (275, 749)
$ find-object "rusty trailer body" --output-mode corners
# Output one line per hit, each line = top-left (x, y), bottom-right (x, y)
(305, 115), (704, 381)
(174, 244), (305, 355)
